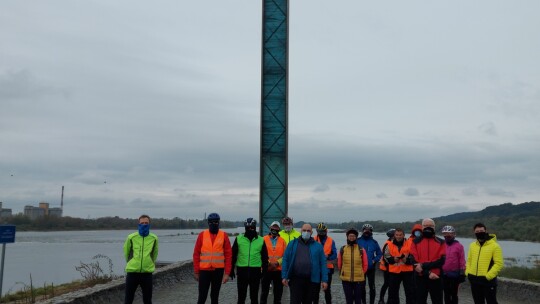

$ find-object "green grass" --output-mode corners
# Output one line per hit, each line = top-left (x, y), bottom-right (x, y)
(500, 265), (540, 283)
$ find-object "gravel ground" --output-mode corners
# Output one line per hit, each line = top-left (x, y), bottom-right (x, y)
(137, 271), (522, 304)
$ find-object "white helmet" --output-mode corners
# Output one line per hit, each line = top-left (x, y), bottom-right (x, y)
(441, 225), (455, 233)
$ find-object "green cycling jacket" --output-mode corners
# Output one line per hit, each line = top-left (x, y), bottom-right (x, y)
(123, 232), (159, 273)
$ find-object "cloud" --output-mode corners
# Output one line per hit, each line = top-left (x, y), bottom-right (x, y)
(376, 193), (387, 199)
(313, 184), (330, 193)
(478, 122), (497, 136)
(462, 187), (478, 196)
(404, 188), (420, 196)
(485, 188), (515, 198)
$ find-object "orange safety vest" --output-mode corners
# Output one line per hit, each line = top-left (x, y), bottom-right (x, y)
(379, 240), (392, 271)
(387, 240), (413, 273)
(200, 230), (226, 269)
(263, 235), (285, 271)
(314, 235), (335, 269)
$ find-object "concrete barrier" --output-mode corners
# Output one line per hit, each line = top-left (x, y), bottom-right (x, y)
(37, 260), (540, 304)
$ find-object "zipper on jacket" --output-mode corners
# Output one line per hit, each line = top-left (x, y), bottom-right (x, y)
(475, 242), (483, 276)
(350, 245), (354, 281)
(140, 236), (145, 272)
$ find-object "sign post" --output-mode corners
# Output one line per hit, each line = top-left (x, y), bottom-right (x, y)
(0, 225), (16, 300)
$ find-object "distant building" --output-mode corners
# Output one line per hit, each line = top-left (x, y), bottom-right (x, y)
(0, 202), (13, 218)
(24, 205), (45, 220)
(48, 207), (63, 217)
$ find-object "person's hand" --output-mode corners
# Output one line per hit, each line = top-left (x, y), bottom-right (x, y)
(194, 272), (199, 281)
(321, 282), (328, 291)
(415, 264), (423, 273)
(229, 271), (235, 280)
(394, 257), (400, 263)
(222, 273), (229, 284)
(429, 272), (439, 280)
(282, 279), (289, 287)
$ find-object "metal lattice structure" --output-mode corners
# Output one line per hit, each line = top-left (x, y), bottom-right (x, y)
(259, 0), (289, 235)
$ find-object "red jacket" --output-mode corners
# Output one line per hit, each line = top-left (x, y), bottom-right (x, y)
(193, 229), (233, 275)
(409, 236), (446, 276)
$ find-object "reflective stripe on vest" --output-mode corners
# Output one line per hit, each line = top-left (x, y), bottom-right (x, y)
(263, 235), (285, 271)
(340, 245), (364, 282)
(387, 240), (413, 273)
(200, 230), (226, 269)
(314, 235), (334, 269)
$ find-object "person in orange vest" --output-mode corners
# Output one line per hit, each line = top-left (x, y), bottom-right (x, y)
(384, 228), (414, 304)
(313, 223), (337, 304)
(378, 228), (395, 304)
(261, 221), (286, 304)
(192, 212), (232, 304)
(338, 227), (368, 304)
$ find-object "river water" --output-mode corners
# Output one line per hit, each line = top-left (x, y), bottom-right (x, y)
(2, 228), (539, 295)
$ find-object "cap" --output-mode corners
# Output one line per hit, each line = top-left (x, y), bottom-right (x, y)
(270, 221), (281, 228)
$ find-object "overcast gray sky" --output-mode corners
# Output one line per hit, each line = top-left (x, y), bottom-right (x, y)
(1, 0), (539, 223)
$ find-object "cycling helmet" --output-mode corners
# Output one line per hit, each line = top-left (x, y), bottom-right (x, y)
(362, 223), (374, 231)
(244, 217), (257, 228)
(207, 213), (220, 222)
(282, 217), (293, 225)
(346, 227), (359, 237)
(441, 225), (456, 234)
(316, 222), (327, 231)
(386, 228), (396, 238)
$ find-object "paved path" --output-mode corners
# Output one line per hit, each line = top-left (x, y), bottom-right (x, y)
(136, 272), (522, 304)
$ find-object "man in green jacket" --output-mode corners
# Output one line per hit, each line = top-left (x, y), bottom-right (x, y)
(465, 223), (503, 304)
(123, 214), (159, 304)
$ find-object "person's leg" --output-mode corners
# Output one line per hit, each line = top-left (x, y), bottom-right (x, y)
(402, 272), (414, 304)
(358, 281), (367, 304)
(366, 268), (376, 304)
(139, 273), (153, 304)
(271, 271), (284, 304)
(289, 278), (303, 304)
(387, 273), (401, 304)
(470, 283), (484, 304)
(414, 275), (428, 304)
(342, 282), (355, 304)
(248, 267), (261, 304)
(484, 284), (498, 304)
(209, 268), (224, 304)
(124, 273), (139, 304)
(237, 267), (249, 304)
(308, 282), (319, 304)
(197, 271), (212, 304)
(427, 278), (443, 304)
(379, 270), (390, 303)
(324, 269), (333, 304)
(260, 271), (272, 304)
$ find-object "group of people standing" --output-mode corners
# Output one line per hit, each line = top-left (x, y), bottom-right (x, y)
(120, 213), (504, 304)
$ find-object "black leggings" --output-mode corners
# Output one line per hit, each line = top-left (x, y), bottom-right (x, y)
(197, 268), (225, 304)
(125, 272), (153, 304)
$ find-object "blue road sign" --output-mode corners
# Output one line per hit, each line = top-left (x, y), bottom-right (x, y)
(0, 225), (15, 243)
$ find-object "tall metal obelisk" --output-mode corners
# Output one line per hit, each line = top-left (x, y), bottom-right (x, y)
(259, 0), (288, 235)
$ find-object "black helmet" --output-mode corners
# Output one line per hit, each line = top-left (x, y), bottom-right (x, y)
(386, 228), (396, 238)
(244, 217), (257, 228)
(346, 227), (359, 237)
(316, 222), (327, 232)
(282, 216), (293, 225)
(207, 213), (220, 222)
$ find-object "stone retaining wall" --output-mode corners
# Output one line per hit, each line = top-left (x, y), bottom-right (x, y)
(37, 260), (540, 304)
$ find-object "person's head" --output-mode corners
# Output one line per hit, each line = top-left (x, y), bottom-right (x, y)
(138, 215), (150, 237)
(346, 227), (359, 245)
(270, 221), (281, 236)
(362, 223), (373, 237)
(473, 223), (488, 242)
(301, 223), (312, 241)
(422, 218), (436, 238)
(244, 217), (257, 231)
(316, 222), (328, 237)
(207, 213), (220, 233)
(386, 228), (396, 240)
(411, 224), (423, 238)
(139, 215), (150, 225)
(441, 225), (456, 244)
(282, 216), (293, 232)
(394, 228), (405, 242)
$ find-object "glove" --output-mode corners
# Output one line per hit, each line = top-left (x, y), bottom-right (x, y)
(229, 270), (235, 280)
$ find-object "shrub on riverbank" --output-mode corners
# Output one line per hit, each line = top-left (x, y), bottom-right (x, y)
(501, 265), (540, 283)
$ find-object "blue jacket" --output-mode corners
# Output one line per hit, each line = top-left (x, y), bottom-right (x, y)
(282, 237), (329, 283)
(357, 235), (382, 270)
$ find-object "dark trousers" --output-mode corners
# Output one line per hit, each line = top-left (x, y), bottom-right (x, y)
(415, 275), (443, 304)
(197, 268), (224, 304)
(125, 272), (153, 304)
(442, 277), (460, 304)
(289, 277), (318, 304)
(342, 281), (366, 304)
(363, 268), (376, 304)
(388, 272), (414, 304)
(261, 270), (283, 304)
(379, 270), (390, 302)
(470, 283), (498, 304)
(313, 268), (333, 304)
(237, 267), (262, 304)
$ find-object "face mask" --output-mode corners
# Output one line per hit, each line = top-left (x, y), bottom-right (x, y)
(475, 232), (488, 241)
(317, 231), (327, 238)
(422, 227), (435, 238)
(284, 225), (292, 232)
(444, 236), (455, 244)
(414, 231), (422, 238)
(301, 231), (311, 240)
(363, 231), (372, 237)
(270, 229), (279, 236)
(347, 239), (356, 245)
(208, 222), (219, 234)
(245, 229), (257, 239)
(138, 224), (150, 237)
